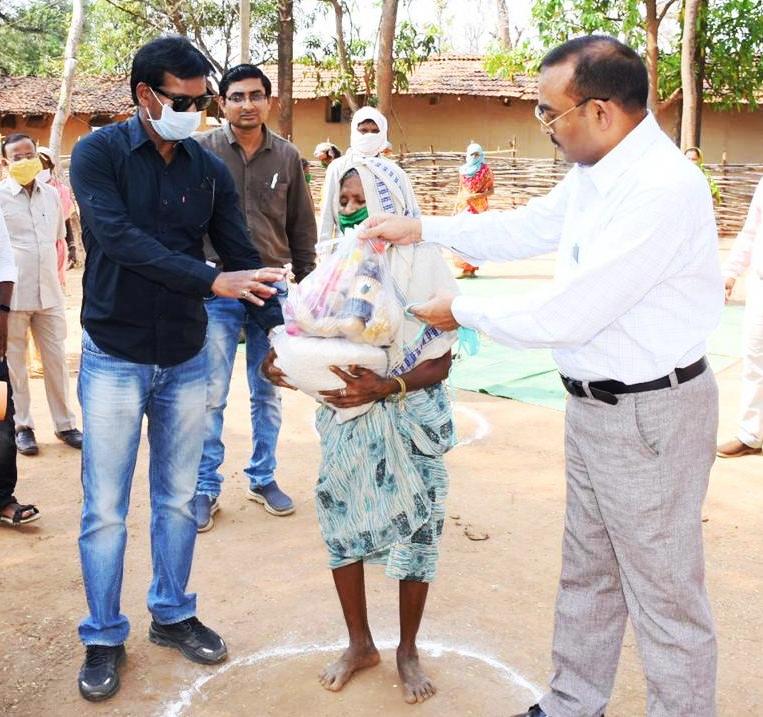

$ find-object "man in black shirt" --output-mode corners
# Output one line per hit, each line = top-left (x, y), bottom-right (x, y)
(70, 36), (286, 702)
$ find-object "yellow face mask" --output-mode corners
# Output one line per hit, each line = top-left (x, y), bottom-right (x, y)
(8, 156), (43, 186)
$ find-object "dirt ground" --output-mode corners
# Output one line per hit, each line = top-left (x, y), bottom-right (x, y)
(1, 245), (761, 717)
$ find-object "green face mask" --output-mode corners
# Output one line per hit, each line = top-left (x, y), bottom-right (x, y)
(337, 205), (369, 232)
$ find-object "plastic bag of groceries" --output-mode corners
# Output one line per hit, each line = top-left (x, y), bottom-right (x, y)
(283, 227), (401, 346)
(271, 331), (388, 424)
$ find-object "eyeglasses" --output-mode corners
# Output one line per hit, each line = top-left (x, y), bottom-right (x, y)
(534, 96), (610, 133)
(225, 91), (269, 105)
(152, 86), (214, 112)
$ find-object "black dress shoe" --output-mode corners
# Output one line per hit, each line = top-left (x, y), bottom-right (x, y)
(148, 617), (227, 664)
(15, 428), (38, 456)
(56, 428), (83, 449)
(511, 706), (548, 717)
(78, 644), (126, 702)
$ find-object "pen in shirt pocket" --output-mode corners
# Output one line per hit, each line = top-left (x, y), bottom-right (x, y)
(270, 172), (279, 189)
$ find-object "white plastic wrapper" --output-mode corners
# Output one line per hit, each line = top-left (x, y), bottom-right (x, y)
(271, 331), (389, 424)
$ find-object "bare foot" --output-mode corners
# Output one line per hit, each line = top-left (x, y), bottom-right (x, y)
(319, 642), (380, 692)
(397, 647), (436, 704)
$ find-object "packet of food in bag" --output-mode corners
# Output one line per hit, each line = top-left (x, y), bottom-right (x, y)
(283, 227), (401, 346)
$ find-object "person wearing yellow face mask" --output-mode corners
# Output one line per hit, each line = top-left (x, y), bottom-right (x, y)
(0, 133), (83, 457)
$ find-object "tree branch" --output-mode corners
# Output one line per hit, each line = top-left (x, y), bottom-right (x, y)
(657, 86), (682, 113)
(100, 0), (164, 32)
(657, 0), (680, 25)
(0, 10), (46, 33)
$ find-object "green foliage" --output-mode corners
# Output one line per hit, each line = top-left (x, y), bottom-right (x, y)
(1, 0), (284, 77)
(392, 20), (440, 92)
(299, 4), (440, 103)
(77, 1), (157, 76)
(0, 0), (69, 76)
(703, 0), (763, 108)
(484, 0), (763, 108)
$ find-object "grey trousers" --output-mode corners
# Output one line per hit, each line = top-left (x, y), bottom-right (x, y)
(540, 369), (718, 717)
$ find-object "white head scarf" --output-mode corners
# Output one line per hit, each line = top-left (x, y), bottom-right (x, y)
(350, 107), (389, 157)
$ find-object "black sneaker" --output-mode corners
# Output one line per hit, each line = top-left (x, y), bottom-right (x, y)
(78, 644), (126, 702)
(148, 617), (227, 664)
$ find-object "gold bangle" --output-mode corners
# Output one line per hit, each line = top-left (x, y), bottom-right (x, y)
(391, 375), (407, 401)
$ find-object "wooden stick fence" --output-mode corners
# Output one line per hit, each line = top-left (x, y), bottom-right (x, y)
(308, 151), (763, 238)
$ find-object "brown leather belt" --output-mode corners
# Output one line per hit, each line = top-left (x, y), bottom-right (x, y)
(560, 357), (708, 406)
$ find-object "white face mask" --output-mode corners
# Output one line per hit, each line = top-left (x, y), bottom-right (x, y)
(146, 89), (202, 141)
(37, 168), (52, 183)
(351, 130), (386, 157)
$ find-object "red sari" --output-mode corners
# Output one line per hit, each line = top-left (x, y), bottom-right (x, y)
(453, 164), (494, 274)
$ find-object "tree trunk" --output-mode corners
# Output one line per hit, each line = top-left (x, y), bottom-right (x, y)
(49, 0), (86, 166)
(239, 0), (250, 63)
(644, 0), (659, 112)
(277, 0), (294, 139)
(680, 0), (701, 150)
(376, 0), (398, 117)
(693, 0), (708, 145)
(496, 0), (512, 49)
(327, 0), (358, 111)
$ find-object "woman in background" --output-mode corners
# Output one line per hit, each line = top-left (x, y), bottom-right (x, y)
(452, 142), (494, 278)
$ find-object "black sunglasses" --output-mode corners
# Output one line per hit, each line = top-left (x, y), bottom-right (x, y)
(152, 86), (214, 112)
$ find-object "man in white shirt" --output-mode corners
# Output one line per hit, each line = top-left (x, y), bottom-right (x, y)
(0, 133), (82, 456)
(0, 205), (40, 525)
(717, 177), (763, 458)
(362, 36), (722, 717)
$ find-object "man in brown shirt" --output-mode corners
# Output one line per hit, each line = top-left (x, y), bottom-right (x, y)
(194, 64), (317, 529)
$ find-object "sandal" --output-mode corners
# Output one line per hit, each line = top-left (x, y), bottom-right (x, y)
(0, 498), (41, 526)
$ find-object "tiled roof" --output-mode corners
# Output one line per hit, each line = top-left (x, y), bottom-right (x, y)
(0, 57), (537, 116)
(0, 75), (133, 116)
(262, 56), (538, 100)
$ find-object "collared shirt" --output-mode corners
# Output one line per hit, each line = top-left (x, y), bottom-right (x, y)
(195, 123), (317, 281)
(0, 212), (19, 286)
(422, 112), (723, 383)
(0, 177), (65, 311)
(724, 176), (763, 280)
(70, 114), (282, 367)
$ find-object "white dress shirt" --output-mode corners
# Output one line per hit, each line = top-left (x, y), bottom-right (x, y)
(723, 176), (763, 280)
(0, 211), (19, 286)
(422, 113), (723, 383)
(0, 177), (65, 311)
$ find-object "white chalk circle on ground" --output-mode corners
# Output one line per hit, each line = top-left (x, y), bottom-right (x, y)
(159, 638), (542, 717)
(452, 402), (492, 446)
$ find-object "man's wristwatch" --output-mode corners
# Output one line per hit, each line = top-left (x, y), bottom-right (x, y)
(0, 305), (10, 313)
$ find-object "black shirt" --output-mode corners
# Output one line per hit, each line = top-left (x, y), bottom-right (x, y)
(70, 114), (283, 367)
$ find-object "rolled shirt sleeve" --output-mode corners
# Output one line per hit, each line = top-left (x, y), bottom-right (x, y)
(285, 151), (317, 281)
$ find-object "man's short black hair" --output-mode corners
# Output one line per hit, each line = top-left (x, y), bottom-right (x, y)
(540, 35), (648, 112)
(1, 132), (35, 157)
(130, 35), (214, 105)
(219, 64), (272, 99)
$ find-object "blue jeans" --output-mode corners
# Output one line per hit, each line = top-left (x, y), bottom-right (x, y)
(196, 297), (282, 498)
(77, 331), (207, 646)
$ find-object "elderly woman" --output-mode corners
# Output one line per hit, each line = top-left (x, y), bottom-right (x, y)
(264, 153), (458, 704)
